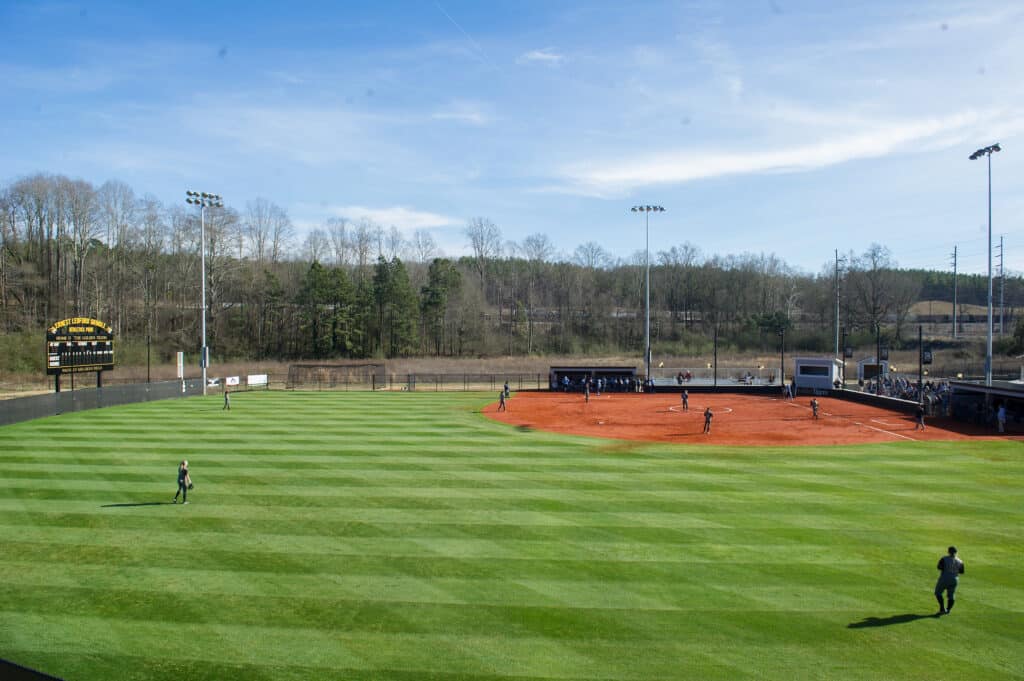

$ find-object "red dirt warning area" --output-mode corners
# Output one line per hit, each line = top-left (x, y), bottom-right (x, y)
(485, 392), (1008, 446)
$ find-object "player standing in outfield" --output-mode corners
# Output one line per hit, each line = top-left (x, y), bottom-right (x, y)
(498, 390), (506, 412)
(223, 387), (231, 410)
(681, 390), (689, 411)
(915, 403), (926, 431)
(810, 398), (819, 419)
(173, 460), (190, 504)
(935, 546), (965, 615)
(703, 407), (713, 434)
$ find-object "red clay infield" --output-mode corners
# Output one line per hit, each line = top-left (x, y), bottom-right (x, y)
(485, 391), (1009, 446)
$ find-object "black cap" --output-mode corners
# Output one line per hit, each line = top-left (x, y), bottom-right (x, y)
(948, 546), (957, 554)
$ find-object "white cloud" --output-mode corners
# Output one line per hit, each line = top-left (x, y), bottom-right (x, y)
(517, 48), (564, 65)
(431, 101), (490, 126)
(315, 204), (460, 231)
(556, 110), (1016, 196)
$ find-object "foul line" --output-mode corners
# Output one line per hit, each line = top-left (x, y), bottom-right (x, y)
(668, 405), (732, 414)
(854, 421), (916, 441)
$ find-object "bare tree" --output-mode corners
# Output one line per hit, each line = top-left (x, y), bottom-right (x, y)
(521, 233), (555, 263)
(573, 241), (611, 269)
(59, 177), (100, 314)
(0, 188), (16, 315)
(97, 180), (137, 249)
(302, 228), (330, 263)
(519, 233), (555, 353)
(383, 225), (405, 262)
(243, 198), (293, 264)
(244, 198), (273, 263)
(410, 229), (439, 263)
(465, 217), (501, 293)
(97, 179), (139, 332)
(848, 243), (896, 332)
(270, 203), (295, 263)
(352, 218), (377, 279)
(326, 217), (351, 266)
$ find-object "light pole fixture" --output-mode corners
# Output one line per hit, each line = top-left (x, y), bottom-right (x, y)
(969, 142), (1000, 387)
(186, 190), (224, 396)
(630, 205), (665, 383)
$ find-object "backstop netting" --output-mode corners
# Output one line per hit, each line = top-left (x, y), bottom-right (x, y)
(285, 363), (386, 390)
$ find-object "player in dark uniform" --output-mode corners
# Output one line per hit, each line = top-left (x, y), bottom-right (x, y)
(173, 460), (190, 504)
(934, 546), (965, 615)
(498, 391), (506, 412)
(915, 404), (925, 431)
(810, 398), (819, 419)
(703, 407), (713, 434)
(681, 390), (689, 411)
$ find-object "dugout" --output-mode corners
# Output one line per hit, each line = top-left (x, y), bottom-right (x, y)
(794, 357), (843, 393)
(948, 379), (1024, 431)
(549, 366), (638, 392)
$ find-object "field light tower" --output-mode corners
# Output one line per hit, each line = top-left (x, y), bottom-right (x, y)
(186, 190), (224, 396)
(631, 205), (665, 383)
(969, 143), (1000, 387)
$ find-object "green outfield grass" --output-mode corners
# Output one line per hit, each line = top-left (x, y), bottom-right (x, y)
(0, 391), (1021, 680)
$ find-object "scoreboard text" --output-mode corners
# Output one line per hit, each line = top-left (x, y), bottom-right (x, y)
(46, 317), (115, 375)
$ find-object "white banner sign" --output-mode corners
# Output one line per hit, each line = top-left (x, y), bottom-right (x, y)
(247, 374), (268, 386)
(226, 376), (241, 386)
(176, 351), (184, 379)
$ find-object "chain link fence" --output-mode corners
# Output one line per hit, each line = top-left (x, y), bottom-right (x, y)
(0, 379), (205, 427)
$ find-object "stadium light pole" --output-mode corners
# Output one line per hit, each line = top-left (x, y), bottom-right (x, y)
(186, 190), (224, 396)
(969, 143), (1000, 387)
(631, 205), (665, 383)
(779, 328), (785, 388)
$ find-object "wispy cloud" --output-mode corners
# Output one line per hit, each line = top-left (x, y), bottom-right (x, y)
(177, 101), (396, 166)
(431, 100), (491, 126)
(517, 48), (564, 65)
(692, 35), (743, 100)
(556, 110), (1010, 196)
(0, 62), (117, 92)
(315, 204), (460, 231)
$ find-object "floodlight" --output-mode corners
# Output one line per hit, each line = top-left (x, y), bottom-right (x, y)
(185, 189), (224, 396)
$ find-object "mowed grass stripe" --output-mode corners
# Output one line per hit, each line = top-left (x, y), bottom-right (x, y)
(0, 391), (1021, 681)
(4, 510), (1021, 552)
(3, 610), (1017, 681)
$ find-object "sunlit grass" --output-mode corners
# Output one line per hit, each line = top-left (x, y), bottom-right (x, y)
(1, 391), (1021, 680)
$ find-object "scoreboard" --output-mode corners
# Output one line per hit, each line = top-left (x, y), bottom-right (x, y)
(46, 317), (115, 375)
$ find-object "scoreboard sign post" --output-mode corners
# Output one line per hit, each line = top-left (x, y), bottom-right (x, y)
(46, 317), (115, 392)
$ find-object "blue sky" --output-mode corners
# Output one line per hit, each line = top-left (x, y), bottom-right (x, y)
(2, 0), (1022, 275)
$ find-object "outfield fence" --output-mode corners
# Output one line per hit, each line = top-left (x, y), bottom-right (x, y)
(0, 379), (204, 427)
(2, 363), (1018, 428)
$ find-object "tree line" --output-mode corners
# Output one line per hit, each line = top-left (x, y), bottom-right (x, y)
(1, 173), (1019, 370)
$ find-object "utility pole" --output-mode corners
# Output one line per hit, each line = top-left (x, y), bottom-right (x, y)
(997, 235), (1005, 335)
(950, 246), (958, 339)
(834, 249), (841, 356)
